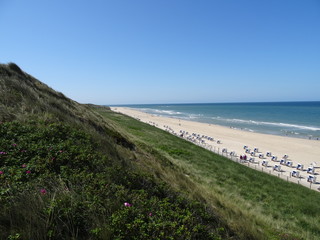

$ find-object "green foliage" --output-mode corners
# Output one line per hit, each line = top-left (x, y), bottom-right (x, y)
(0, 120), (227, 240)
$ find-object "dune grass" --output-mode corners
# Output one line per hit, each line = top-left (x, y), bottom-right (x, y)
(96, 108), (320, 240)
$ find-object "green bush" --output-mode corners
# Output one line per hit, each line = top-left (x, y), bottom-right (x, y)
(0, 120), (227, 240)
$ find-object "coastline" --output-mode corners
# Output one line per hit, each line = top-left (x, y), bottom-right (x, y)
(111, 107), (320, 190)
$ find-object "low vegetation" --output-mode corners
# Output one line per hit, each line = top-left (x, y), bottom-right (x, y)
(96, 108), (320, 240)
(1, 63), (319, 239)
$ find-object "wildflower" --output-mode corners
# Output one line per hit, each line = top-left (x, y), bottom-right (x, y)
(124, 202), (132, 207)
(40, 188), (47, 195)
(148, 212), (153, 217)
(0, 171), (3, 175)
(21, 164), (27, 168)
(12, 143), (17, 147)
(20, 150), (27, 153)
(26, 170), (31, 174)
(0, 152), (7, 155)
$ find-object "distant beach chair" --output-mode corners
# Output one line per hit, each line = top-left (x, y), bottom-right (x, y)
(283, 154), (289, 159)
(243, 145), (248, 149)
(222, 148), (227, 153)
(296, 163), (304, 170)
(280, 159), (286, 165)
(291, 170), (300, 178)
(249, 157), (256, 163)
(217, 140), (221, 144)
(250, 151), (255, 156)
(286, 161), (293, 167)
(271, 156), (278, 161)
(262, 160), (268, 167)
(307, 167), (315, 174)
(230, 151), (236, 156)
(266, 151), (272, 157)
(245, 148), (251, 153)
(307, 175), (316, 183)
(254, 147), (259, 153)
(273, 164), (281, 172)
(259, 154), (264, 159)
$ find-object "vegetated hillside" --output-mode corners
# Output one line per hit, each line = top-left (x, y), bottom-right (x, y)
(0, 63), (233, 240)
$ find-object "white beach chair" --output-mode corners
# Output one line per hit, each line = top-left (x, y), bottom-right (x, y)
(243, 145), (248, 149)
(266, 151), (272, 157)
(273, 164), (281, 171)
(307, 167), (315, 174)
(245, 148), (251, 153)
(250, 151), (256, 156)
(222, 148), (227, 153)
(291, 170), (300, 178)
(280, 159), (286, 165)
(283, 154), (289, 159)
(271, 156), (277, 161)
(286, 161), (293, 167)
(296, 163), (303, 170)
(254, 147), (259, 153)
(262, 160), (268, 167)
(259, 154), (264, 159)
(307, 175), (316, 183)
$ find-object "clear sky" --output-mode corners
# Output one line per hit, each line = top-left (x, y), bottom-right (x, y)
(1, 0), (319, 105)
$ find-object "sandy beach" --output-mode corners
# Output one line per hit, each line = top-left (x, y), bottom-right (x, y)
(111, 107), (320, 190)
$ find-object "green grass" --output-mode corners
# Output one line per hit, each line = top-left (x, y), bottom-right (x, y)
(0, 120), (228, 240)
(96, 108), (320, 240)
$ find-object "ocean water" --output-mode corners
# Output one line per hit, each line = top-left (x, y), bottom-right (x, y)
(116, 102), (320, 139)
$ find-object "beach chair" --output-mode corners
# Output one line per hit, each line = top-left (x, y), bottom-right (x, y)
(254, 147), (259, 153)
(307, 175), (316, 183)
(271, 156), (277, 161)
(296, 163), (303, 170)
(222, 148), (227, 153)
(307, 167), (315, 174)
(230, 151), (236, 156)
(249, 157), (255, 163)
(291, 170), (300, 178)
(243, 145), (248, 149)
(283, 154), (289, 159)
(286, 161), (293, 167)
(245, 148), (251, 153)
(259, 154), (264, 159)
(280, 159), (286, 165)
(262, 160), (268, 167)
(273, 164), (281, 171)
(266, 151), (272, 157)
(250, 151), (255, 156)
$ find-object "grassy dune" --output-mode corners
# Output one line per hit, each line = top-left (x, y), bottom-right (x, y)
(96, 108), (320, 240)
(1, 62), (319, 239)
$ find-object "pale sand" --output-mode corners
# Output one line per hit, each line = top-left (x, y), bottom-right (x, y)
(111, 107), (320, 190)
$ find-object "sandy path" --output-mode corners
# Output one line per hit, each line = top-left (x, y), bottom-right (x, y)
(111, 107), (320, 191)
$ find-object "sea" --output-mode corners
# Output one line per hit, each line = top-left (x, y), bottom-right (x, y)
(115, 102), (320, 140)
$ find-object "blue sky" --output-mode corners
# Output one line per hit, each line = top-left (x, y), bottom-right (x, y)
(1, 0), (319, 105)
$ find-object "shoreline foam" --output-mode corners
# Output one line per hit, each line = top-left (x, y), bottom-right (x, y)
(111, 107), (320, 191)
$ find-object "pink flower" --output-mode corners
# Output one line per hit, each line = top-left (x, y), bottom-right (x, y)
(40, 188), (47, 195)
(148, 212), (153, 217)
(21, 164), (27, 168)
(20, 150), (27, 153)
(12, 143), (17, 147)
(124, 202), (132, 207)
(0, 171), (3, 175)
(0, 152), (7, 155)
(26, 170), (31, 174)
